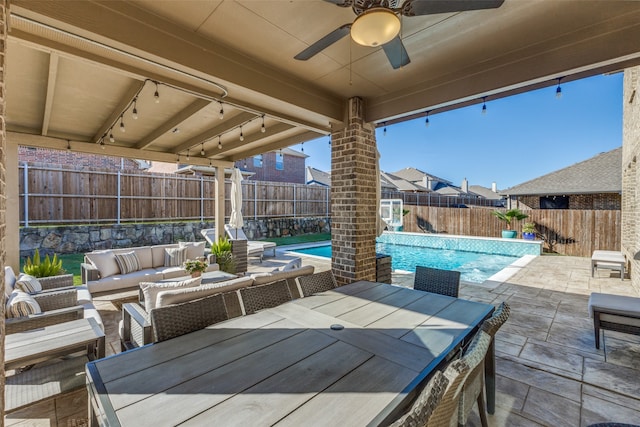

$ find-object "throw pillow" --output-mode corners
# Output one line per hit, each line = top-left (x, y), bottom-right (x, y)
(280, 258), (302, 272)
(140, 277), (202, 311)
(85, 250), (120, 278)
(4, 266), (17, 298)
(179, 241), (206, 261)
(15, 274), (43, 294)
(164, 247), (187, 267)
(114, 252), (141, 275)
(6, 290), (42, 318)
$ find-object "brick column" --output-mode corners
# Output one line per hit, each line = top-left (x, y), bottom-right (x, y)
(331, 97), (377, 286)
(1, 0), (8, 419)
(622, 67), (640, 294)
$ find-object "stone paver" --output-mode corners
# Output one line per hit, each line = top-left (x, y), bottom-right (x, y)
(5, 254), (640, 426)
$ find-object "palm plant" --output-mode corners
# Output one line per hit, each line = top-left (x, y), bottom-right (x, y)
(491, 208), (528, 230)
(210, 236), (236, 274)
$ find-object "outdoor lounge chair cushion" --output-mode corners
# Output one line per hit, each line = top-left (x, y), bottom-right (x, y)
(15, 274), (43, 293)
(155, 276), (254, 308)
(141, 276), (202, 311)
(588, 293), (640, 319)
(6, 291), (42, 317)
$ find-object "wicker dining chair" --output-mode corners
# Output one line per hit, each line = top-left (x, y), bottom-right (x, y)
(458, 302), (511, 427)
(428, 329), (493, 427)
(388, 370), (449, 427)
(239, 279), (293, 315)
(297, 270), (338, 297)
(414, 266), (461, 298)
(150, 293), (228, 343)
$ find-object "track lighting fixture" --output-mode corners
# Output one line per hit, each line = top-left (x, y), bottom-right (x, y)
(328, 135), (331, 146)
(154, 82), (160, 103)
(200, 143), (205, 156)
(119, 115), (125, 133)
(261, 115), (266, 133)
(481, 97), (487, 115)
(132, 98), (138, 120)
(219, 103), (224, 120)
(176, 155), (180, 164)
(425, 111), (430, 128)
(240, 127), (244, 142)
(209, 160), (213, 167)
(67, 141), (71, 150)
(556, 77), (563, 99)
(218, 136), (222, 150)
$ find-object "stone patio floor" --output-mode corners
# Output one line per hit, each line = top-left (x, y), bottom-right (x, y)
(5, 253), (640, 426)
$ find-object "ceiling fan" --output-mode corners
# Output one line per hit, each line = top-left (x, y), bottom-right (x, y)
(294, 0), (505, 69)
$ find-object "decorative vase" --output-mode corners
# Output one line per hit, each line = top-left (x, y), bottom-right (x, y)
(191, 271), (202, 278)
(501, 230), (517, 239)
(522, 232), (535, 240)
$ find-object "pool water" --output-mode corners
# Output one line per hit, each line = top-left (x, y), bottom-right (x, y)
(291, 243), (519, 284)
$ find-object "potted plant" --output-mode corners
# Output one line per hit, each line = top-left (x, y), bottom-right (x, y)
(491, 208), (528, 238)
(183, 258), (208, 278)
(23, 249), (65, 277)
(210, 236), (236, 274)
(522, 222), (536, 240)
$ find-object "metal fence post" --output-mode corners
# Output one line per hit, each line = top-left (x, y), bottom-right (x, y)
(254, 180), (258, 220)
(293, 183), (297, 218)
(23, 163), (29, 227)
(326, 186), (329, 219)
(200, 176), (204, 222)
(117, 170), (121, 225)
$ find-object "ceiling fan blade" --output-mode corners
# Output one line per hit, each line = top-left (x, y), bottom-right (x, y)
(403, 0), (505, 16)
(323, 0), (353, 6)
(382, 36), (411, 69)
(294, 24), (351, 61)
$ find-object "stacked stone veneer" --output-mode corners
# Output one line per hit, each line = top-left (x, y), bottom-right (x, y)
(331, 97), (378, 286)
(19, 216), (331, 257)
(1, 0), (7, 416)
(622, 67), (640, 294)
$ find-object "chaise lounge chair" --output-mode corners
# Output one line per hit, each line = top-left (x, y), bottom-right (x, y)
(201, 228), (265, 262)
(224, 224), (276, 258)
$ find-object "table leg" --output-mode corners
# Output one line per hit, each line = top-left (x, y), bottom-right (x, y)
(485, 338), (496, 414)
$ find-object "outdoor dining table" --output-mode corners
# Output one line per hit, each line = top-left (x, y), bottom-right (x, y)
(86, 280), (495, 427)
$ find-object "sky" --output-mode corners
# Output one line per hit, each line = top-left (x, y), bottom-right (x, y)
(296, 72), (624, 190)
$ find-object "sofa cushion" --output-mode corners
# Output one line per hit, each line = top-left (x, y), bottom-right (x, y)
(251, 265), (315, 285)
(156, 276), (254, 308)
(179, 241), (206, 261)
(86, 269), (163, 294)
(114, 252), (141, 275)
(164, 247), (187, 267)
(82, 303), (105, 331)
(141, 276), (202, 311)
(4, 266), (17, 298)
(6, 291), (42, 318)
(280, 258), (302, 272)
(15, 274), (43, 294)
(158, 266), (190, 280)
(151, 244), (179, 268)
(86, 250), (120, 278)
(76, 285), (93, 305)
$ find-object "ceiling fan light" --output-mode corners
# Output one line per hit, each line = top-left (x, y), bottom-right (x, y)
(351, 8), (400, 47)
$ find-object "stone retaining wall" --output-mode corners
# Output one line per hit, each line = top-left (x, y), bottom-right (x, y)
(19, 217), (331, 257)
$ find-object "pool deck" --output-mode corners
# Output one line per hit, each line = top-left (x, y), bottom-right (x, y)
(5, 252), (640, 426)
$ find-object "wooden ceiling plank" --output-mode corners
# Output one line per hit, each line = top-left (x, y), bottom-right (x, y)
(171, 111), (256, 154)
(92, 80), (145, 143)
(228, 131), (321, 161)
(41, 52), (58, 136)
(135, 99), (211, 149)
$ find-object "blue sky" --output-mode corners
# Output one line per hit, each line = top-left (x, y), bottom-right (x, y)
(298, 72), (623, 190)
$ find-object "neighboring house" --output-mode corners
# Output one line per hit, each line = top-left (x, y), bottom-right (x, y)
(502, 147), (622, 210)
(380, 171), (427, 192)
(235, 148), (307, 184)
(306, 167), (331, 187)
(18, 146), (148, 171)
(391, 167), (453, 192)
(469, 184), (505, 206)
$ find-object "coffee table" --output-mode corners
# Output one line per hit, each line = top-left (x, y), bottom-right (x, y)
(5, 317), (105, 371)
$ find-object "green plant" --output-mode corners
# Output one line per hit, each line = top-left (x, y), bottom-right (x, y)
(210, 236), (236, 274)
(491, 208), (528, 230)
(23, 249), (65, 277)
(183, 258), (208, 275)
(522, 222), (537, 233)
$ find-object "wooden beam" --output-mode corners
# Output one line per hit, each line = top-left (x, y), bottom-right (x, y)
(8, 132), (233, 167)
(92, 80), (145, 143)
(172, 112), (256, 154)
(210, 123), (292, 157)
(228, 131), (321, 160)
(135, 99), (211, 150)
(41, 52), (58, 136)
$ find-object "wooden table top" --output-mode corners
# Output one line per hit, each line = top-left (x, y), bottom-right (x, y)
(5, 317), (104, 371)
(87, 281), (493, 427)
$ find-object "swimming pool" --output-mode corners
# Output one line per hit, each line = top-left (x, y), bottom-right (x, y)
(291, 232), (542, 284)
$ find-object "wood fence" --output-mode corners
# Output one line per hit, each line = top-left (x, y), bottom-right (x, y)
(402, 206), (621, 257)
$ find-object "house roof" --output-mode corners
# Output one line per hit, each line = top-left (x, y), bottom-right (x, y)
(280, 148), (308, 159)
(469, 185), (504, 200)
(306, 166), (331, 187)
(381, 171), (428, 192)
(502, 147), (622, 196)
(391, 167), (452, 185)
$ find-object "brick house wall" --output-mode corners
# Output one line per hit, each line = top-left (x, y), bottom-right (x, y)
(622, 67), (640, 294)
(18, 146), (144, 170)
(517, 193), (621, 210)
(235, 152), (306, 183)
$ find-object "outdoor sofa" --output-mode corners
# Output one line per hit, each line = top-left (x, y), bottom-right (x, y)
(81, 242), (218, 294)
(4, 266), (103, 333)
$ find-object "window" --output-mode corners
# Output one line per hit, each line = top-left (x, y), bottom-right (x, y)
(275, 152), (284, 170)
(540, 196), (569, 209)
(253, 154), (263, 168)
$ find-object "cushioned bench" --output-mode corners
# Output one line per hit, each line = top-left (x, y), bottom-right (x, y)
(588, 292), (640, 349)
(591, 250), (626, 280)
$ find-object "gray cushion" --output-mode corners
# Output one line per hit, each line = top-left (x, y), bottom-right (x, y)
(86, 250), (120, 278)
(156, 276), (254, 308)
(588, 292), (640, 318)
(86, 268), (163, 294)
(179, 241), (206, 261)
(4, 266), (17, 298)
(141, 277), (202, 311)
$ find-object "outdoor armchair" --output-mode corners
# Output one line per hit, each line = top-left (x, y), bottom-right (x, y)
(6, 288), (84, 334)
(388, 370), (449, 427)
(414, 265), (461, 298)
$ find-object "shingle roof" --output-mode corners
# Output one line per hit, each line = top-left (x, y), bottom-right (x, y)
(306, 166), (331, 186)
(391, 167), (451, 185)
(502, 147), (622, 196)
(469, 185), (503, 200)
(381, 172), (428, 192)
